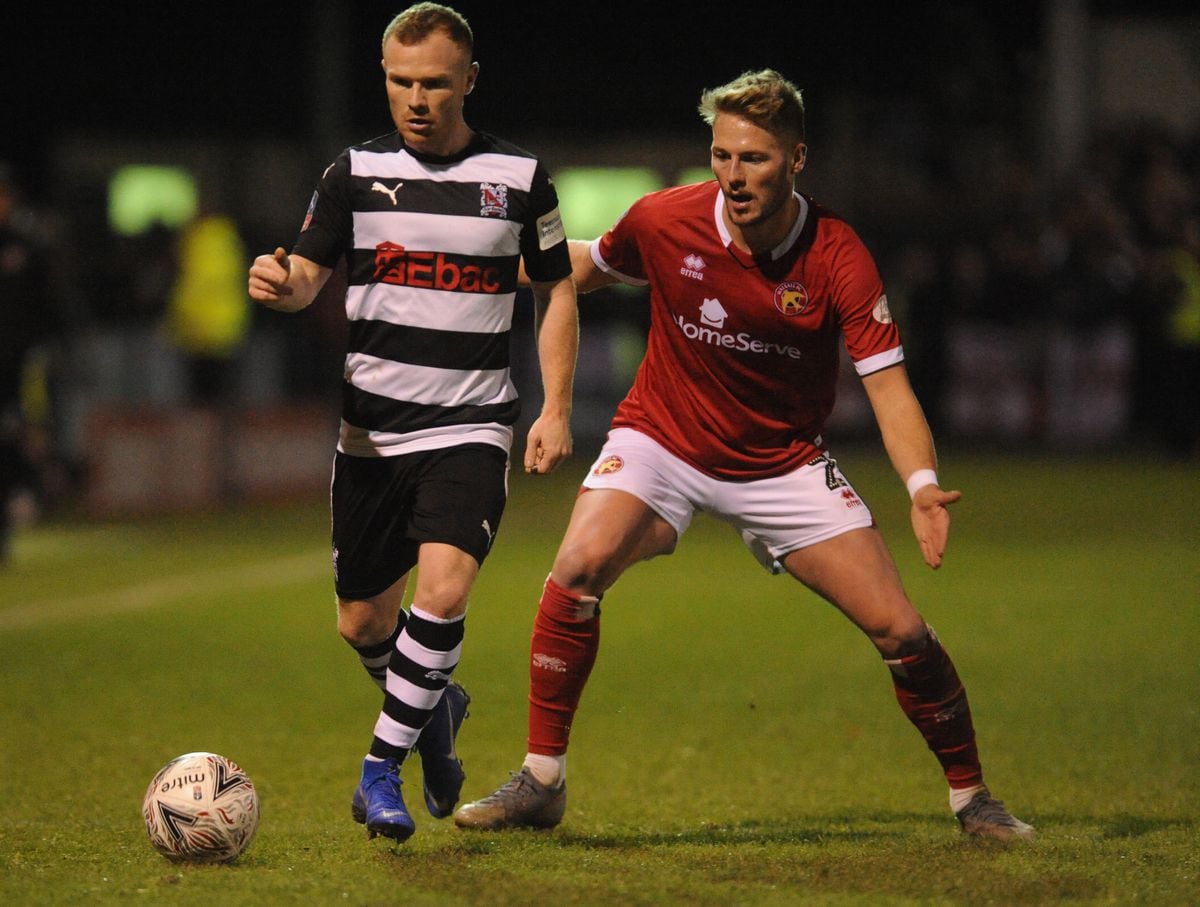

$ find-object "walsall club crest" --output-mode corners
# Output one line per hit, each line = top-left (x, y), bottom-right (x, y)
(480, 182), (508, 218)
(593, 455), (623, 476)
(773, 281), (811, 316)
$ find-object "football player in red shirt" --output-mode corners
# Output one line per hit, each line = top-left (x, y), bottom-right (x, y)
(455, 69), (1033, 841)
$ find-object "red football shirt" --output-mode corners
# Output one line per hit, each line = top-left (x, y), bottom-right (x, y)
(592, 182), (902, 480)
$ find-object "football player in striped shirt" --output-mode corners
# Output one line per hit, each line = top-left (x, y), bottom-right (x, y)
(249, 3), (577, 842)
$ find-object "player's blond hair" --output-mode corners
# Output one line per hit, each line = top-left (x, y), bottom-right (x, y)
(382, 3), (473, 55)
(698, 69), (805, 142)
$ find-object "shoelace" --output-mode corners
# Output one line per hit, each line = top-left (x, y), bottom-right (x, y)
(479, 771), (534, 805)
(366, 765), (401, 791)
(963, 795), (1018, 826)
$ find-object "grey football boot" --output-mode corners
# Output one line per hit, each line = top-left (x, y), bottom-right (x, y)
(955, 788), (1036, 840)
(453, 767), (566, 830)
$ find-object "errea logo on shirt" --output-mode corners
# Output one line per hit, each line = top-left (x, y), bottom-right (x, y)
(680, 253), (707, 280)
(675, 300), (803, 359)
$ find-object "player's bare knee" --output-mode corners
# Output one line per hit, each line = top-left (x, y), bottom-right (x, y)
(642, 525), (677, 560)
(412, 581), (471, 619)
(874, 619), (932, 658)
(337, 605), (388, 648)
(860, 609), (929, 657)
(551, 543), (617, 596)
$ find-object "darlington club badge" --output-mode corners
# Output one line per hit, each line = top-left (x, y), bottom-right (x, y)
(479, 182), (508, 218)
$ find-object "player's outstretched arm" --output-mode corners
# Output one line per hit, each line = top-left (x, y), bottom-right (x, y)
(525, 273), (578, 475)
(248, 248), (331, 313)
(861, 364), (962, 569)
(518, 240), (620, 294)
(567, 240), (621, 294)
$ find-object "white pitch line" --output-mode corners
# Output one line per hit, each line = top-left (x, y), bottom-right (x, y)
(0, 550), (330, 632)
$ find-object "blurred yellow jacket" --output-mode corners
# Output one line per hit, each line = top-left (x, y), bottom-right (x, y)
(1168, 247), (1200, 348)
(168, 214), (250, 357)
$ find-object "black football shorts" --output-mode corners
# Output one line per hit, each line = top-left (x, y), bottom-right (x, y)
(330, 443), (509, 600)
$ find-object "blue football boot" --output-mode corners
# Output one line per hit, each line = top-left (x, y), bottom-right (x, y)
(415, 681), (471, 818)
(351, 756), (415, 841)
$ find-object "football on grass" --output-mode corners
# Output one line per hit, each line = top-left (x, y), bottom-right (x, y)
(142, 752), (260, 863)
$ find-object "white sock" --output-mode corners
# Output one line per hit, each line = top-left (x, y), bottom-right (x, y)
(523, 753), (565, 788)
(949, 784), (986, 813)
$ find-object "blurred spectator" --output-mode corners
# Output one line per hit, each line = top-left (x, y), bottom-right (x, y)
(887, 242), (948, 433)
(0, 163), (63, 561)
(54, 202), (185, 472)
(1039, 179), (1140, 447)
(167, 209), (251, 403)
(1137, 212), (1200, 457)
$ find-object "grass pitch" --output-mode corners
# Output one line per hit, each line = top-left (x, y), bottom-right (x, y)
(1, 449), (1196, 905)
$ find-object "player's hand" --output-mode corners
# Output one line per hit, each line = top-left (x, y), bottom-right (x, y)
(910, 484), (962, 569)
(524, 413), (572, 475)
(248, 247), (294, 302)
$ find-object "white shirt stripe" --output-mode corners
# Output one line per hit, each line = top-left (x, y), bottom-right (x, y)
(350, 149), (539, 190)
(346, 353), (516, 408)
(354, 211), (522, 257)
(346, 284), (515, 334)
(339, 422), (513, 457)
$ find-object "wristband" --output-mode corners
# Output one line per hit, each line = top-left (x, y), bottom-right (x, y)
(905, 469), (938, 500)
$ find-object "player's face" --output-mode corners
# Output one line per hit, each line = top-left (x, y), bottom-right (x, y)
(382, 30), (478, 157)
(710, 114), (806, 250)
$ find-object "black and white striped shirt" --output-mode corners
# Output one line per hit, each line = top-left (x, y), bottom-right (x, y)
(294, 130), (570, 457)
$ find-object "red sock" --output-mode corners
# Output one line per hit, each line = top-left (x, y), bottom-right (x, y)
(527, 577), (601, 756)
(885, 629), (983, 789)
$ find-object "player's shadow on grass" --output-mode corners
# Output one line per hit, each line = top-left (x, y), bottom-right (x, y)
(547, 811), (940, 849)
(539, 813), (1194, 849)
(1077, 814), (1192, 839)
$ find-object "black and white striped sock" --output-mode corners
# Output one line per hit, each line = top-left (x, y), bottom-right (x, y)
(368, 605), (464, 761)
(352, 614), (406, 692)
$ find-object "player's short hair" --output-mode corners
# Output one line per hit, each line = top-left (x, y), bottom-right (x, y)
(698, 69), (805, 142)
(382, 3), (474, 56)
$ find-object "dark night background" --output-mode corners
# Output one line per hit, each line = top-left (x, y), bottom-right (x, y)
(0, 0), (1197, 524)
(0, 1), (1085, 187)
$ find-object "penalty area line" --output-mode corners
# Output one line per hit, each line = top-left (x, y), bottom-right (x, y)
(0, 551), (329, 632)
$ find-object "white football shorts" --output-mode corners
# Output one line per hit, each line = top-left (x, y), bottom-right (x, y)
(581, 427), (876, 574)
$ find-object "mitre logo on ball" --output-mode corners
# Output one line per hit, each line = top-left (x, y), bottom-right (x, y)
(142, 752), (260, 864)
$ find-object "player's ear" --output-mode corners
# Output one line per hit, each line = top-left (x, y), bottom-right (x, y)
(465, 62), (480, 95)
(793, 143), (807, 174)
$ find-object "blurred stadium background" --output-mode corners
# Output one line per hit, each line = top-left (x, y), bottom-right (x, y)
(1, 0), (1198, 527)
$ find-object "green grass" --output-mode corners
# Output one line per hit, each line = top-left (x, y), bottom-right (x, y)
(1, 450), (1196, 905)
